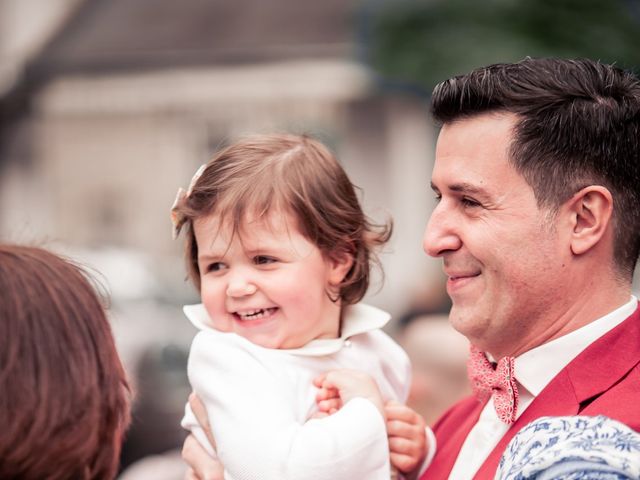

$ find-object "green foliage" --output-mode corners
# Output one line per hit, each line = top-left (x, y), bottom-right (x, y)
(361, 0), (640, 92)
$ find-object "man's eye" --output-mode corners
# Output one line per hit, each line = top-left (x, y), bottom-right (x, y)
(461, 197), (481, 208)
(433, 193), (442, 203)
(254, 256), (276, 265)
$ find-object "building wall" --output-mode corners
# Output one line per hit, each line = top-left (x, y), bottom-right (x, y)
(0, 59), (443, 317)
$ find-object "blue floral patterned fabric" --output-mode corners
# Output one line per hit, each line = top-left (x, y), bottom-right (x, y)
(497, 415), (640, 479)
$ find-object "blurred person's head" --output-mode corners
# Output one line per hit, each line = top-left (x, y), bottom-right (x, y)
(0, 244), (131, 479)
(172, 133), (391, 349)
(398, 314), (470, 425)
(425, 58), (640, 358)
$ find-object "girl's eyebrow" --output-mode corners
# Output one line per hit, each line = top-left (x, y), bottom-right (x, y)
(243, 244), (287, 256)
(197, 252), (224, 263)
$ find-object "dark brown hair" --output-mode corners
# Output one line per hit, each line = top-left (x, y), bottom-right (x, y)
(173, 133), (392, 304)
(431, 57), (640, 278)
(0, 245), (131, 479)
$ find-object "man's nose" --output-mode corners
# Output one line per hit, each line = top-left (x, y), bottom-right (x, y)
(422, 203), (462, 257)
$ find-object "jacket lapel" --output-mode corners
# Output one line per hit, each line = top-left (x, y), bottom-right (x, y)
(566, 307), (640, 405)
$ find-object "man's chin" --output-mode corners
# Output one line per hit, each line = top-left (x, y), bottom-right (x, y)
(447, 307), (487, 343)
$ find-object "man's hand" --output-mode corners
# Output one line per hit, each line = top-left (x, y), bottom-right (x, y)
(181, 393), (224, 480)
(182, 435), (224, 480)
(385, 400), (427, 479)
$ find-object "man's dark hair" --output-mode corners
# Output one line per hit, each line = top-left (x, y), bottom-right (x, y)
(431, 58), (640, 278)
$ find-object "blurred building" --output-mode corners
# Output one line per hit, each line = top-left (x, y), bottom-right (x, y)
(0, 0), (442, 317)
(0, 1), (443, 471)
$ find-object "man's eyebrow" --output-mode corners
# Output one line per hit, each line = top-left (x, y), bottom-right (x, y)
(431, 181), (489, 196)
(449, 182), (488, 195)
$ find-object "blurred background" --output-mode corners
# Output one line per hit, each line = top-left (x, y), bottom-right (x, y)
(1, 0), (639, 477)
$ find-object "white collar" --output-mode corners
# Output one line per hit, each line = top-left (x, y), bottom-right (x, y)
(515, 296), (638, 396)
(183, 302), (391, 356)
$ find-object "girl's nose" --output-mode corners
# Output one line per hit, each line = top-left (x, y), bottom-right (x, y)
(226, 277), (257, 297)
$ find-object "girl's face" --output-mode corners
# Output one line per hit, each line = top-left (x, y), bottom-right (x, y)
(193, 210), (352, 349)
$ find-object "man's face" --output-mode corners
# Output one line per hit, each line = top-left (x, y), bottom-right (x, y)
(423, 113), (570, 358)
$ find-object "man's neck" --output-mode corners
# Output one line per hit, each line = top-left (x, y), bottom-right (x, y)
(493, 281), (632, 359)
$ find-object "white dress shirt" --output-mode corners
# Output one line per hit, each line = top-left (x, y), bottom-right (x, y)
(181, 303), (411, 480)
(445, 296), (638, 480)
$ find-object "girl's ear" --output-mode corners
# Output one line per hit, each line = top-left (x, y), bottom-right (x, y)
(565, 185), (613, 255)
(327, 250), (354, 286)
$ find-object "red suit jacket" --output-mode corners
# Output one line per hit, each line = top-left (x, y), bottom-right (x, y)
(421, 306), (640, 480)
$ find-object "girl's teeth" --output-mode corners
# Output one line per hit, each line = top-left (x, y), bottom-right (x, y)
(238, 308), (276, 320)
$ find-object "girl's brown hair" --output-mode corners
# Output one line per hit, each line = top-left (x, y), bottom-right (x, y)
(0, 245), (131, 479)
(173, 133), (392, 305)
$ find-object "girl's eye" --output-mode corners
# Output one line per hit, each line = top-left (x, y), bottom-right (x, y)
(254, 256), (276, 265)
(206, 262), (226, 273)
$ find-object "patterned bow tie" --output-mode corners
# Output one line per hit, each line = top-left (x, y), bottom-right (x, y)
(467, 345), (519, 424)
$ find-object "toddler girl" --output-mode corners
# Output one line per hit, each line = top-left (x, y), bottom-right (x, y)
(172, 133), (426, 480)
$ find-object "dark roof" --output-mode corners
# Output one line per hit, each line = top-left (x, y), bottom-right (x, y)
(39, 0), (360, 75)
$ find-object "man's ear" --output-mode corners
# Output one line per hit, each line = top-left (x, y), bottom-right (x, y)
(327, 250), (354, 286)
(566, 186), (613, 255)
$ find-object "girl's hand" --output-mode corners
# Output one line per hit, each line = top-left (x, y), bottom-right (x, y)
(313, 370), (385, 419)
(312, 379), (342, 417)
(385, 400), (427, 478)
